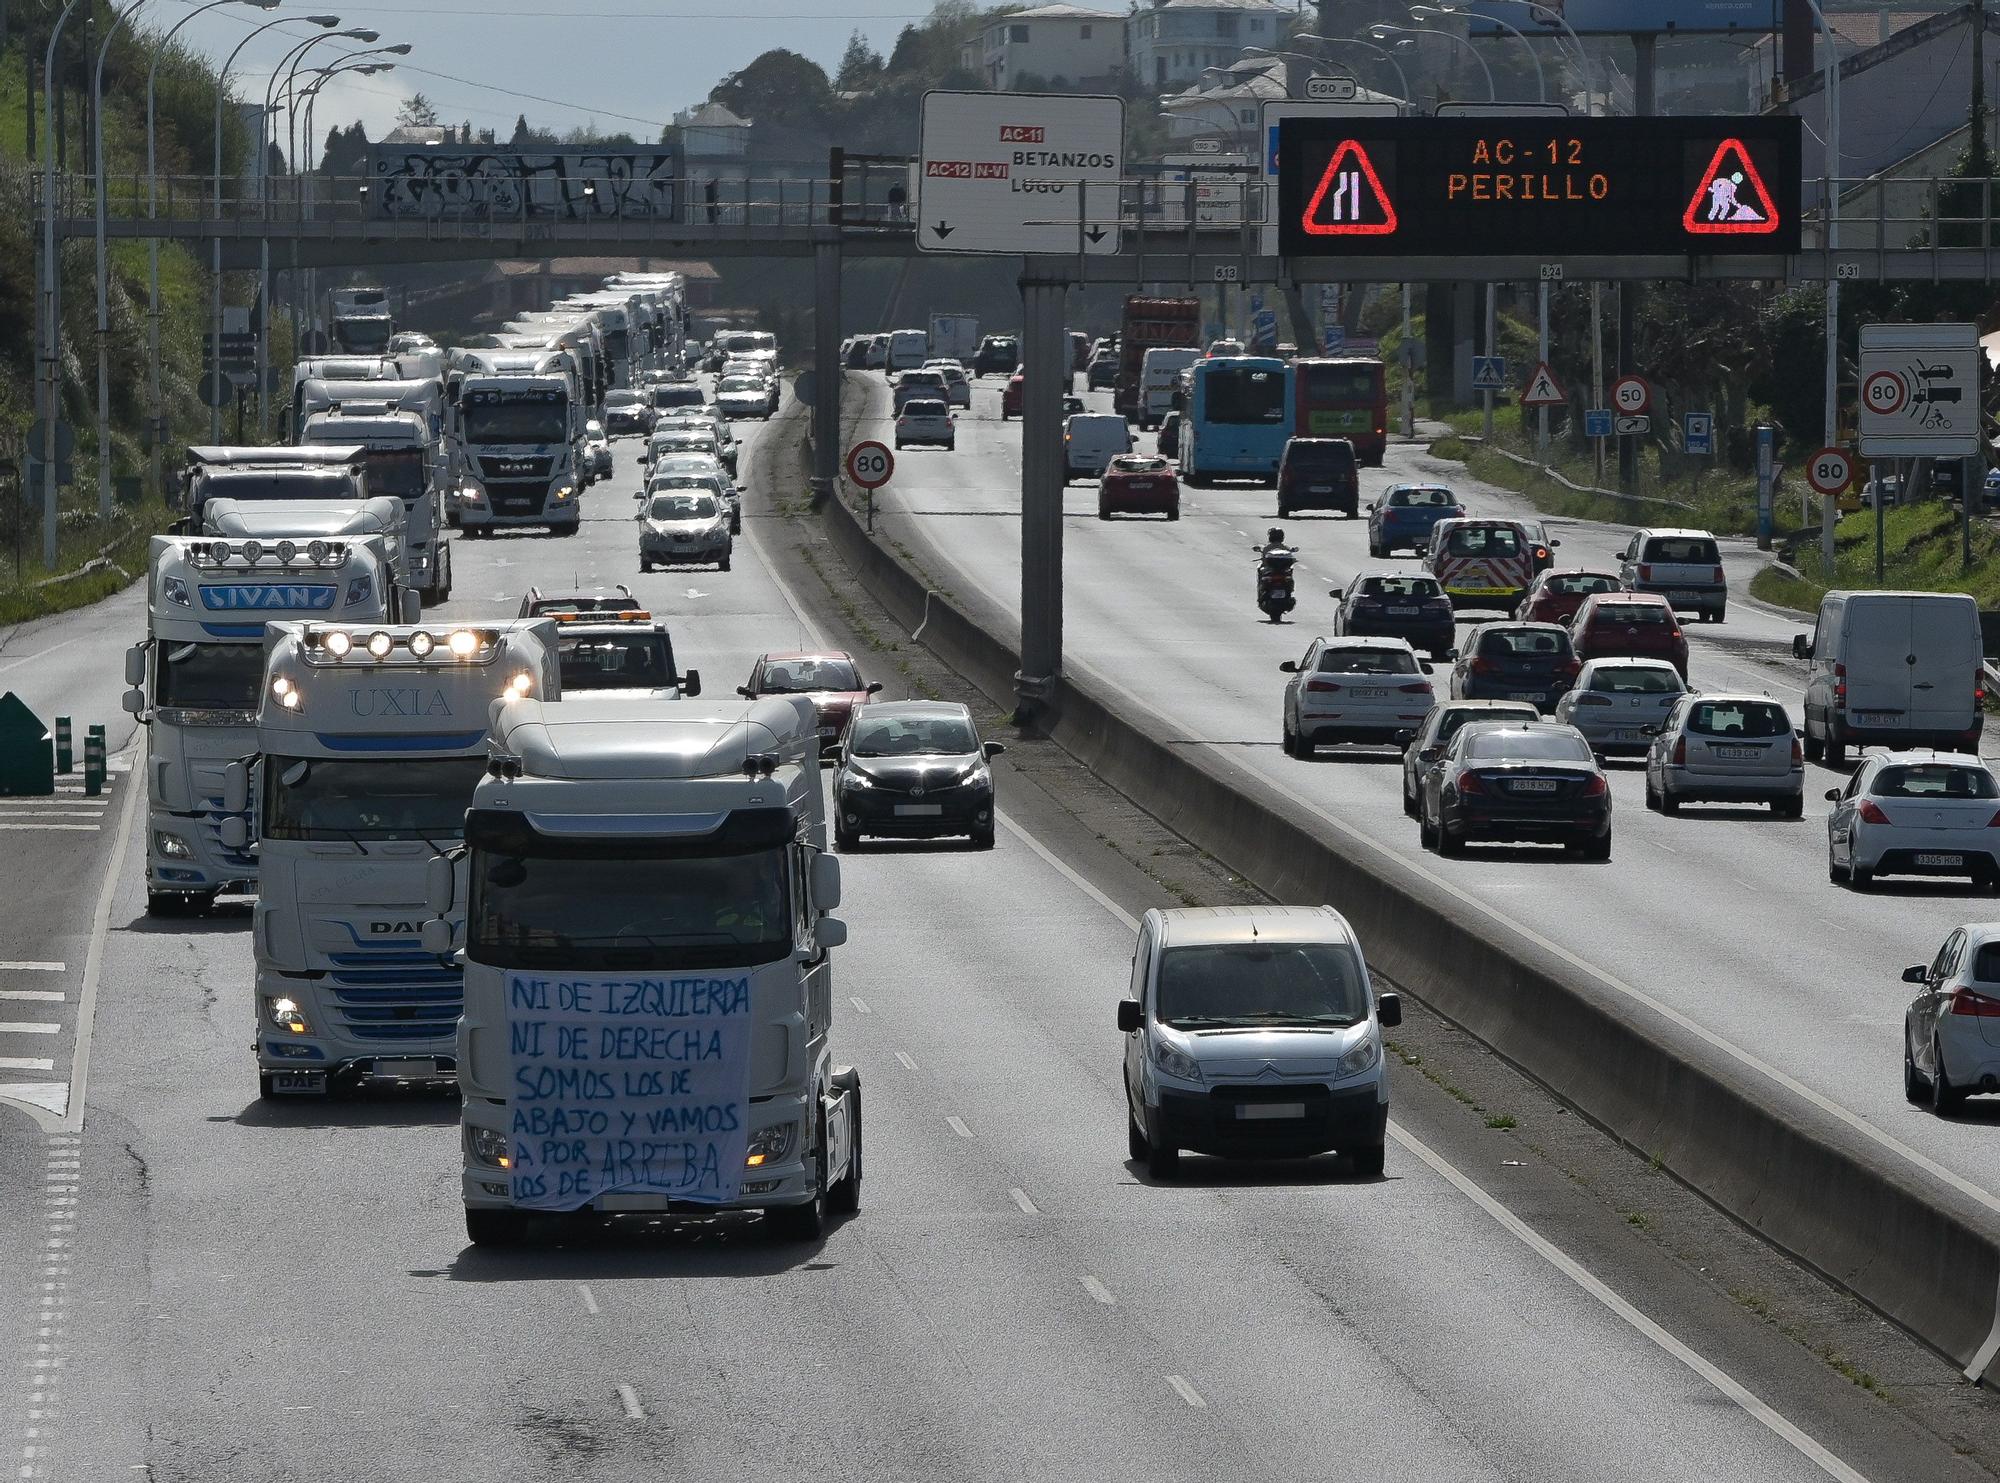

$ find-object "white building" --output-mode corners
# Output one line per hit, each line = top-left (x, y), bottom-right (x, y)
(1157, 56), (1286, 146)
(674, 102), (750, 160)
(1127, 0), (1290, 92)
(958, 4), (1126, 89)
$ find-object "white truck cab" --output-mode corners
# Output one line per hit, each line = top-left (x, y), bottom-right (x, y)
(297, 393), (453, 603)
(449, 372), (583, 536)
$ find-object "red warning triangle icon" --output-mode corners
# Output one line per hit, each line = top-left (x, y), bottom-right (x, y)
(1301, 140), (1398, 237)
(1682, 138), (1781, 236)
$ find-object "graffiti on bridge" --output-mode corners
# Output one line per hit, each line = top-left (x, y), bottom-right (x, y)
(366, 148), (680, 221)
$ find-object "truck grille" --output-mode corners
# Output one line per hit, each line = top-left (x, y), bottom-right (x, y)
(478, 454), (552, 481)
(326, 944), (462, 1042)
(486, 480), (547, 517)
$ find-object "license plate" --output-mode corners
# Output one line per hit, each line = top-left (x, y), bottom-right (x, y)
(598, 1191), (673, 1212)
(1714, 746), (1761, 760)
(1915, 853), (1965, 868)
(1309, 486), (1333, 494)
(1855, 712), (1904, 726)
(1387, 606), (1419, 616)
(1669, 590), (1707, 601)
(1509, 691), (1543, 702)
(895, 803), (943, 816)
(1237, 1102), (1305, 1120)
(1510, 779), (1559, 793)
(1454, 586), (1509, 596)
(1607, 729), (1641, 743)
(370, 1058), (441, 1080)
(266, 1070), (326, 1095)
(1351, 688), (1388, 699)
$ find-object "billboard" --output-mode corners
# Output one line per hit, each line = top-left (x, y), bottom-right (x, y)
(1465, 0), (1775, 36)
(365, 144), (680, 221)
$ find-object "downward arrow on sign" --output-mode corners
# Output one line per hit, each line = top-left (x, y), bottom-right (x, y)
(932, 221), (954, 239)
(1085, 226), (1107, 244)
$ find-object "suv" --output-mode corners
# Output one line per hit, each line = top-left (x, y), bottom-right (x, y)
(1618, 527), (1726, 623)
(1571, 591), (1689, 677)
(518, 584), (640, 619)
(1277, 437), (1360, 518)
(973, 336), (1019, 377)
(1448, 622), (1580, 711)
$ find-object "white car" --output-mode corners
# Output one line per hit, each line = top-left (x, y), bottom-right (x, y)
(895, 398), (955, 449)
(636, 488), (732, 571)
(1644, 692), (1804, 816)
(1827, 750), (2000, 889)
(1550, 658), (1686, 757)
(714, 374), (773, 420)
(652, 453), (741, 532)
(1903, 922), (2000, 1112)
(924, 361), (972, 408)
(1279, 635), (1436, 757)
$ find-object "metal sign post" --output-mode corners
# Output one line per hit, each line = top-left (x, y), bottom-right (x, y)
(1755, 425), (1775, 549)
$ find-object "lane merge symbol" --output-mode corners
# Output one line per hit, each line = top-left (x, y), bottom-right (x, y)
(1301, 140), (1398, 236)
(1682, 138), (1781, 236)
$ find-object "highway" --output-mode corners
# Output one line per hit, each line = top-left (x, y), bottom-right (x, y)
(0, 382), (1978, 1479)
(857, 372), (2000, 1217)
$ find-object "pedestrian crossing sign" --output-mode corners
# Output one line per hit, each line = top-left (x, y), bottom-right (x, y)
(1300, 140), (1397, 236)
(1520, 361), (1566, 407)
(1682, 139), (1781, 237)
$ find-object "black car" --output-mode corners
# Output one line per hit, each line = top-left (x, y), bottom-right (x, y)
(973, 336), (1020, 378)
(833, 700), (1005, 850)
(1086, 354), (1119, 390)
(1400, 700), (1541, 816)
(1157, 410), (1181, 461)
(1419, 720), (1612, 859)
(1330, 571), (1457, 661)
(602, 392), (653, 438)
(1448, 622), (1580, 712)
(1277, 437), (1360, 518)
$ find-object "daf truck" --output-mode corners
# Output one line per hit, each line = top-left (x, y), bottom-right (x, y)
(297, 383), (454, 603)
(427, 692), (862, 1246)
(329, 285), (394, 355)
(181, 445), (416, 598)
(121, 534), (399, 916)
(232, 619), (559, 1097)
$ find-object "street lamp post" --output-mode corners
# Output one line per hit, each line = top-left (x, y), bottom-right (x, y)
(1366, 24), (1498, 103)
(1411, 4), (1543, 102)
(39, 0), (88, 567)
(297, 56), (398, 352)
(1797, 0), (1842, 575)
(91, 0), (151, 520)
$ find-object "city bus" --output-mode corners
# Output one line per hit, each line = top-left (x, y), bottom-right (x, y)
(1179, 356), (1293, 486)
(1293, 356), (1388, 466)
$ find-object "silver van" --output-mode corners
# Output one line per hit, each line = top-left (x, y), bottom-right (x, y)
(1793, 590), (1984, 764)
(1617, 527), (1727, 623)
(1117, 905), (1400, 1179)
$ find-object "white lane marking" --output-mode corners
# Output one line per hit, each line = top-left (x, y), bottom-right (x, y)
(578, 1284), (599, 1316)
(55, 745), (145, 1134)
(998, 811), (1137, 930)
(1733, 877), (1760, 894)
(0, 1059), (54, 1073)
(1392, 1122), (1869, 1482)
(0, 963), (63, 973)
(1655, 841), (1678, 854)
(616, 1384), (645, 1420)
(0, 632), (92, 675)
(945, 1115), (973, 1139)
(848, 996), (871, 1015)
(893, 1050), (919, 1071)
(1079, 1275), (1116, 1306)
(1008, 1186), (1039, 1215)
(1166, 1375), (1207, 1409)
(0, 1024), (59, 1036)
(0, 992), (62, 1003)
(0, 824), (99, 832)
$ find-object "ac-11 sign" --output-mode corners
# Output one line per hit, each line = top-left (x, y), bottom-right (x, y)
(1276, 116), (1801, 258)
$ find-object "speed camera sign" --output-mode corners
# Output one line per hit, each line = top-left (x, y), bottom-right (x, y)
(1804, 446), (1854, 496)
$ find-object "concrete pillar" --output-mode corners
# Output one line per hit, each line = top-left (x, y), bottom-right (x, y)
(1017, 260), (1069, 715)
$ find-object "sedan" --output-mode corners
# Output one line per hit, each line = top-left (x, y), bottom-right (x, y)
(740, 650), (884, 758)
(1903, 923), (2000, 1112)
(1330, 572), (1456, 661)
(1420, 720), (1612, 859)
(1827, 750), (2000, 889)
(833, 700), (1004, 850)
(1645, 693), (1804, 816)
(1086, 354), (1119, 390)
(714, 374), (773, 420)
(1097, 454), (1179, 520)
(1367, 484), (1465, 559)
(1515, 569), (1623, 626)
(636, 489), (731, 572)
(1448, 622), (1580, 712)
(1280, 636), (1436, 757)
(1551, 658), (1687, 758)
(1400, 700), (1539, 817)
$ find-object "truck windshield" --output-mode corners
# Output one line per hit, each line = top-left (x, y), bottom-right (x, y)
(365, 448), (426, 499)
(557, 634), (675, 689)
(156, 642), (262, 711)
(462, 400), (567, 444)
(469, 849), (792, 970)
(263, 756), (487, 839)
(196, 472), (355, 505)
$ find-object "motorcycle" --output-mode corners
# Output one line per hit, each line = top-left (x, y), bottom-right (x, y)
(1256, 546), (1298, 623)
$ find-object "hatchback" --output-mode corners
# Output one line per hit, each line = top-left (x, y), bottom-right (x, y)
(1827, 751), (2000, 889)
(1448, 622), (1580, 711)
(1097, 455), (1180, 520)
(1618, 527), (1727, 623)
(1400, 700), (1539, 816)
(1644, 692), (1804, 816)
(892, 369), (950, 412)
(973, 336), (1019, 377)
(1329, 571), (1456, 660)
(739, 651), (884, 758)
(1279, 636), (1436, 756)
(1276, 437), (1360, 519)
(833, 700), (1003, 851)
(1903, 924), (2000, 1112)
(895, 398), (956, 450)
(1420, 720), (1612, 859)
(1368, 484), (1465, 558)
(1515, 568), (1623, 626)
(1551, 658), (1687, 757)
(1571, 592), (1688, 678)
(1086, 353), (1119, 390)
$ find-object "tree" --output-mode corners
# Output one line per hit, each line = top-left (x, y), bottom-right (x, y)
(396, 93), (439, 128)
(709, 49), (833, 132)
(835, 29), (884, 91)
(509, 113), (533, 148)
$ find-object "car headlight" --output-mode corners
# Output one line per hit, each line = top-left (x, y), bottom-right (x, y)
(843, 769), (877, 790)
(745, 1121), (796, 1168)
(463, 1124), (512, 1169)
(1152, 1039), (1204, 1083)
(153, 830), (193, 860)
(263, 996), (310, 1034)
(344, 572), (373, 607)
(163, 575), (191, 606)
(1339, 1037), (1380, 1078)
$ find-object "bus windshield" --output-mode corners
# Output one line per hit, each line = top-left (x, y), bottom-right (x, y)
(1199, 366), (1287, 424)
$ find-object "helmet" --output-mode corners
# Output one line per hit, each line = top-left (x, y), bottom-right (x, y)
(1267, 527), (1285, 546)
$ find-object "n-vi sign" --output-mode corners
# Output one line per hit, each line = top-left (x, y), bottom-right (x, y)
(918, 90), (1125, 255)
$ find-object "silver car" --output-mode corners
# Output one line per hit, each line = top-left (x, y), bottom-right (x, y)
(1550, 658), (1686, 757)
(652, 453), (741, 533)
(1643, 692), (1803, 816)
(636, 488), (732, 571)
(1903, 922), (2000, 1112)
(1828, 750), (2000, 889)
(1117, 905), (1401, 1179)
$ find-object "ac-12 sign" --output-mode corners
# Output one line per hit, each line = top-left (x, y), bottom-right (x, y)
(1276, 116), (1801, 258)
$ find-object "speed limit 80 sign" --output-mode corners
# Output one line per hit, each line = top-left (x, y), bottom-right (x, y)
(1805, 446), (1854, 496)
(845, 440), (894, 490)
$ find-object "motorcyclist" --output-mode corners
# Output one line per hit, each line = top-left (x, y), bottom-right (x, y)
(1254, 528), (1298, 620)
(1257, 526), (1291, 561)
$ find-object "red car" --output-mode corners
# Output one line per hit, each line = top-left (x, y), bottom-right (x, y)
(1002, 372), (1025, 420)
(1097, 454), (1180, 521)
(739, 651), (883, 759)
(1515, 569), (1623, 626)
(1569, 592), (1689, 678)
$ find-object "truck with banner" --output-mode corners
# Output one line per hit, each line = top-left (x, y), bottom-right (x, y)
(425, 692), (862, 1246)
(1113, 295), (1201, 426)
(230, 619), (559, 1099)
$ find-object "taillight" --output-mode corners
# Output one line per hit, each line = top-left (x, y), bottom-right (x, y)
(1459, 772), (1487, 795)
(1857, 799), (1890, 824)
(1579, 773), (1609, 797)
(1668, 626), (1683, 641)
(1535, 546), (1550, 562)
(1637, 564), (1652, 582)
(1574, 694), (1612, 707)
(1399, 682), (1433, 694)
(1711, 566), (1725, 584)
(1950, 987), (2000, 1017)
(1791, 736), (1804, 765)
(1978, 670), (1987, 705)
(1559, 657), (1582, 679)
(1673, 736), (1688, 765)
(1306, 679), (1341, 693)
(1834, 662), (1846, 709)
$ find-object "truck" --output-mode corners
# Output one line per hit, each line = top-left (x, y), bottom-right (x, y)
(233, 619), (560, 1097)
(120, 534), (399, 917)
(297, 383), (454, 603)
(445, 351), (583, 536)
(328, 286), (394, 355)
(426, 692), (862, 1246)
(927, 313), (979, 366)
(180, 446), (413, 591)
(1113, 296), (1202, 427)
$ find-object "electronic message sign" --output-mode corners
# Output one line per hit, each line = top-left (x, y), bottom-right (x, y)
(1277, 116), (1801, 258)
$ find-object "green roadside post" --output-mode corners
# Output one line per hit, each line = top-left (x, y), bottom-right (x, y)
(0, 693), (55, 797)
(83, 724), (105, 797)
(54, 715), (71, 773)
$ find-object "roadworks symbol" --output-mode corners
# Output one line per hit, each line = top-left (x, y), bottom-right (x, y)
(1682, 138), (1781, 236)
(1301, 140), (1398, 236)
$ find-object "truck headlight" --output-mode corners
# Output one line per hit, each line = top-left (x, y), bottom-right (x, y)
(551, 484), (576, 503)
(1339, 1037), (1380, 1078)
(153, 830), (193, 860)
(744, 1121), (797, 1167)
(457, 480), (488, 508)
(464, 1124), (512, 1169)
(1151, 1040), (1203, 1084)
(263, 996), (310, 1034)
(162, 576), (191, 606)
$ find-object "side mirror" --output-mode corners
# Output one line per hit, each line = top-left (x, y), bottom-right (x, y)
(1376, 991), (1403, 1028)
(1279, 660), (1298, 673)
(810, 851), (843, 912)
(681, 669), (701, 698)
(420, 918), (454, 955)
(815, 916), (849, 950)
(218, 817), (249, 850)
(983, 740), (1006, 758)
(424, 852), (456, 915)
(121, 687), (146, 716)
(1824, 788), (1843, 802)
(1549, 538), (1561, 548)
(1116, 997), (1143, 1033)
(1792, 634), (1812, 660)
(124, 643), (146, 687)
(1420, 744), (1443, 761)
(633, 489), (647, 499)
(400, 590), (421, 624)
(1329, 589), (1341, 600)
(1902, 964), (1929, 984)
(1420, 662), (1434, 675)
(737, 685), (756, 699)
(221, 761), (249, 814)
(865, 681), (884, 694)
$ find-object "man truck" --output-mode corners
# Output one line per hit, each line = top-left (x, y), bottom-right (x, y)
(446, 349), (584, 537)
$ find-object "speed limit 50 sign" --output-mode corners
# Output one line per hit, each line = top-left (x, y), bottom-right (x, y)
(845, 440), (895, 490)
(1804, 446), (1854, 497)
(1610, 375), (1652, 415)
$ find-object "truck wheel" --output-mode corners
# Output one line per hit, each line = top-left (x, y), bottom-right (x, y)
(828, 1070), (862, 1216)
(465, 1208), (530, 1247)
(640, 556), (653, 573)
(1803, 727), (1824, 763)
(767, 1118), (828, 1242)
(437, 547), (453, 602)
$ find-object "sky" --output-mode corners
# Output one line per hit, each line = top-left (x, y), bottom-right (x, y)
(157, 0), (1012, 160)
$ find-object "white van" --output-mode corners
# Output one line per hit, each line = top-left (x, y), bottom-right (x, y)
(1140, 347), (1202, 430)
(1063, 413), (1133, 482)
(886, 329), (929, 372)
(1794, 590), (1985, 764)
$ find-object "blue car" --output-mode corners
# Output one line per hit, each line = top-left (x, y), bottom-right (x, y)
(1368, 483), (1466, 558)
